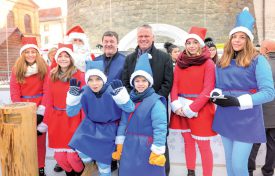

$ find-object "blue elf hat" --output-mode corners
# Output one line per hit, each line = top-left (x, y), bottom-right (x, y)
(85, 60), (107, 84)
(130, 53), (153, 87)
(229, 7), (255, 41)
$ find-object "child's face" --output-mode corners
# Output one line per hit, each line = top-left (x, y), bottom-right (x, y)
(24, 48), (37, 65)
(87, 75), (104, 93)
(57, 51), (71, 69)
(134, 76), (149, 93)
(185, 38), (201, 56)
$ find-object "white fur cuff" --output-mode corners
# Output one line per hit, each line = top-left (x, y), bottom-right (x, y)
(171, 100), (182, 113)
(183, 105), (198, 118)
(36, 105), (45, 116)
(151, 144), (166, 155)
(112, 87), (130, 105)
(37, 122), (48, 133)
(115, 135), (125, 144)
(66, 92), (82, 106)
(237, 94), (253, 110)
(210, 88), (222, 97)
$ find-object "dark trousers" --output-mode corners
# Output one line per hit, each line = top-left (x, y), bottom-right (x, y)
(165, 142), (170, 176)
(248, 128), (275, 176)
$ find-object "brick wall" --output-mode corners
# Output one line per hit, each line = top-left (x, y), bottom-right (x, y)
(67, 0), (256, 48)
(0, 31), (21, 79)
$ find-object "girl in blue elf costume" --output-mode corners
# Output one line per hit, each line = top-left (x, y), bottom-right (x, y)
(66, 60), (134, 176)
(210, 7), (275, 176)
(111, 53), (168, 176)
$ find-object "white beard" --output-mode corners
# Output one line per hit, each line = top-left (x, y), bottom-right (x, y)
(73, 44), (91, 72)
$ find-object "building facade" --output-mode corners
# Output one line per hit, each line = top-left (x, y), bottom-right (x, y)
(67, 0), (259, 49)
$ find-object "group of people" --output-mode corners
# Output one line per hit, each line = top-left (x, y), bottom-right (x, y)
(9, 6), (275, 176)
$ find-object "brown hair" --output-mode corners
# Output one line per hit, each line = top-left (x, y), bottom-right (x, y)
(102, 31), (119, 42)
(50, 52), (76, 82)
(218, 34), (258, 68)
(14, 50), (48, 83)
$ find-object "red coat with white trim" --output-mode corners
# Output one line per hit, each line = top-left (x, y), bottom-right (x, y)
(10, 68), (49, 107)
(45, 70), (85, 149)
(170, 59), (217, 138)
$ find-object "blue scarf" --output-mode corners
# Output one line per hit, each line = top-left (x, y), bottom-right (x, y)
(130, 87), (155, 103)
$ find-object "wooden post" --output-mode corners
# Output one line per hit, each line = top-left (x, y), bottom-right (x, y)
(0, 102), (38, 176)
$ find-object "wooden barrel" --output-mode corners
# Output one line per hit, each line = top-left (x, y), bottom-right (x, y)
(0, 102), (38, 176)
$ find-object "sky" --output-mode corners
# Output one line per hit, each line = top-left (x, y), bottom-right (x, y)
(33, 0), (67, 15)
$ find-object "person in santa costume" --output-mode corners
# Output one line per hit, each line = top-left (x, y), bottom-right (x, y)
(10, 36), (49, 176)
(210, 7), (275, 176)
(65, 25), (95, 72)
(44, 43), (85, 176)
(170, 26), (216, 176)
(112, 53), (168, 176)
(66, 60), (134, 176)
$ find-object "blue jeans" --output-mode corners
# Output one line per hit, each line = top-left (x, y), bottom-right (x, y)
(221, 136), (253, 176)
(97, 162), (111, 176)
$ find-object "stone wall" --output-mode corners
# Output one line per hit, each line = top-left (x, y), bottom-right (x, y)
(67, 0), (256, 48)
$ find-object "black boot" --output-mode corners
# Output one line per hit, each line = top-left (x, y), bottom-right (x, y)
(75, 167), (85, 176)
(39, 167), (46, 176)
(187, 169), (195, 176)
(111, 160), (118, 172)
(65, 170), (76, 176)
(54, 163), (63, 172)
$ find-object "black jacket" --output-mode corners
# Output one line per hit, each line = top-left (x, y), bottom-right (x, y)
(122, 45), (173, 99)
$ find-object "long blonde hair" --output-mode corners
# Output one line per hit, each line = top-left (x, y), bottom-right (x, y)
(14, 50), (48, 83)
(50, 52), (76, 82)
(218, 34), (258, 68)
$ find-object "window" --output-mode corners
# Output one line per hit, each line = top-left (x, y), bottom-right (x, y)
(44, 24), (49, 32)
(24, 14), (32, 33)
(7, 11), (15, 28)
(45, 36), (49, 44)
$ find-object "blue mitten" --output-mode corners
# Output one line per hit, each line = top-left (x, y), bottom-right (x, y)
(69, 78), (83, 96)
(110, 79), (124, 95)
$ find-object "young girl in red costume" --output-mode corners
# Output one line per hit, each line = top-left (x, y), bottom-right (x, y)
(169, 27), (216, 176)
(45, 43), (85, 176)
(10, 37), (49, 176)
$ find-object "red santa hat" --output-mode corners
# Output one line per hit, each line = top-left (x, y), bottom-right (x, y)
(65, 25), (90, 47)
(183, 26), (207, 48)
(20, 37), (41, 55)
(54, 43), (75, 63)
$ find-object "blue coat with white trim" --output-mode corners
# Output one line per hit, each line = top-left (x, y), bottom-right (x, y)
(213, 55), (275, 143)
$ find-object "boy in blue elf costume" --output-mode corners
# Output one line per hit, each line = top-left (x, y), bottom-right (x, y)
(66, 60), (134, 176)
(111, 53), (168, 176)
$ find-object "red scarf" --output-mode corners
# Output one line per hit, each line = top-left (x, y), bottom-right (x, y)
(177, 47), (211, 69)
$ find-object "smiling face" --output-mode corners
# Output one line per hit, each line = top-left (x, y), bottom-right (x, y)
(231, 32), (247, 52)
(24, 48), (38, 65)
(185, 38), (201, 56)
(102, 35), (118, 57)
(87, 75), (104, 93)
(133, 76), (149, 93)
(57, 51), (72, 70)
(208, 46), (217, 59)
(137, 27), (154, 51)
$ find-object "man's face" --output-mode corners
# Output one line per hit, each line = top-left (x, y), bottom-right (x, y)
(72, 38), (84, 46)
(137, 27), (154, 51)
(102, 36), (118, 57)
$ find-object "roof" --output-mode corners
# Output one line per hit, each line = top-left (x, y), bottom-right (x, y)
(0, 28), (23, 45)
(39, 7), (62, 21)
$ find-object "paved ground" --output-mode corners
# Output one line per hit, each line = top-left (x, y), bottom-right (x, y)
(0, 157), (265, 176)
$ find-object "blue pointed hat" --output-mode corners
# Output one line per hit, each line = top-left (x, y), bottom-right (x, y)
(229, 7), (255, 41)
(85, 60), (107, 84)
(130, 53), (153, 87)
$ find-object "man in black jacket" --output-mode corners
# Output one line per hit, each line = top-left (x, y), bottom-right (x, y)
(122, 24), (173, 176)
